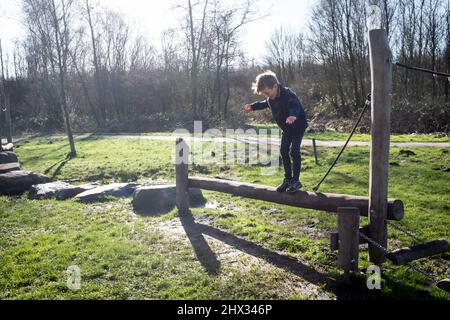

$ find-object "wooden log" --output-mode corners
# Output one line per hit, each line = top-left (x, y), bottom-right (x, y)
(368, 28), (393, 264)
(0, 170), (50, 195)
(387, 240), (450, 266)
(188, 177), (404, 220)
(176, 138), (190, 213)
(0, 162), (20, 174)
(330, 225), (370, 251)
(337, 207), (360, 272)
(0, 151), (18, 164)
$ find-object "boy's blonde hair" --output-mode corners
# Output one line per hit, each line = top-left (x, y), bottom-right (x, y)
(252, 70), (279, 95)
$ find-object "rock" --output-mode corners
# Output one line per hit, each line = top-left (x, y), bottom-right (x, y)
(1, 143), (14, 152)
(56, 183), (99, 200)
(432, 166), (450, 172)
(436, 279), (450, 293)
(75, 183), (139, 203)
(28, 181), (98, 200)
(132, 185), (206, 215)
(0, 162), (21, 174)
(0, 151), (18, 164)
(0, 170), (51, 195)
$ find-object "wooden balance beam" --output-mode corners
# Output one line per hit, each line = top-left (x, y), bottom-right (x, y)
(188, 176), (404, 221)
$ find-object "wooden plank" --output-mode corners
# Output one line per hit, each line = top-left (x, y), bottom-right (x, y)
(337, 207), (360, 272)
(188, 176), (404, 220)
(387, 240), (450, 266)
(176, 138), (190, 213)
(368, 28), (393, 264)
(330, 225), (370, 251)
(0, 162), (20, 174)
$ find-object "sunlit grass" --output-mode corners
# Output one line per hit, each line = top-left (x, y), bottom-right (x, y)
(0, 137), (448, 299)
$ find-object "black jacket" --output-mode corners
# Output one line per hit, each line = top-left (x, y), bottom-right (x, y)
(251, 85), (308, 134)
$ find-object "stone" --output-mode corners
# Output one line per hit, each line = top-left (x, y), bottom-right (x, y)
(132, 184), (207, 215)
(75, 183), (139, 203)
(1, 143), (14, 152)
(28, 181), (98, 200)
(0, 151), (18, 164)
(0, 162), (20, 174)
(56, 183), (99, 200)
(0, 170), (51, 195)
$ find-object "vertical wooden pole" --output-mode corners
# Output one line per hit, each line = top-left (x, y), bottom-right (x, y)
(337, 207), (360, 273)
(312, 138), (318, 165)
(0, 39), (5, 147)
(176, 138), (190, 214)
(5, 93), (12, 144)
(368, 29), (392, 264)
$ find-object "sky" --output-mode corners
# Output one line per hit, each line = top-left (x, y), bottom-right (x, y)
(0, 0), (317, 69)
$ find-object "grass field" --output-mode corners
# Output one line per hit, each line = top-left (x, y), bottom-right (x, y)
(0, 137), (449, 300)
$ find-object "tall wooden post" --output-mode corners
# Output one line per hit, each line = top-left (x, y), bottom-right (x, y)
(5, 93), (12, 144)
(368, 29), (392, 264)
(176, 138), (190, 214)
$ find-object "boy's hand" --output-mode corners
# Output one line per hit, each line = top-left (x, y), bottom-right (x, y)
(244, 104), (252, 111)
(286, 116), (297, 125)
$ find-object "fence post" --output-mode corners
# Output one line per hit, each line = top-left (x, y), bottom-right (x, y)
(337, 207), (360, 273)
(368, 28), (392, 264)
(312, 138), (318, 165)
(5, 93), (12, 144)
(176, 138), (190, 214)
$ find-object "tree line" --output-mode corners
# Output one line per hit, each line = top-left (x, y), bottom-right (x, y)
(0, 0), (449, 154)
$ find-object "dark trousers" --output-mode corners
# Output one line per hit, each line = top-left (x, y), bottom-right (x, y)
(280, 128), (305, 181)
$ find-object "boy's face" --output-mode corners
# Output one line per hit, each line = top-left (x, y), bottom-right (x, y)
(261, 84), (278, 100)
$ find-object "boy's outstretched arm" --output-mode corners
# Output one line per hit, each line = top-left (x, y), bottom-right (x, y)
(244, 99), (269, 111)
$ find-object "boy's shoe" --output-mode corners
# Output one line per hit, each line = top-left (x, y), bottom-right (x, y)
(286, 180), (302, 193)
(276, 178), (292, 193)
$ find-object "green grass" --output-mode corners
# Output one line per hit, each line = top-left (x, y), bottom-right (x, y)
(248, 123), (450, 142)
(0, 137), (449, 300)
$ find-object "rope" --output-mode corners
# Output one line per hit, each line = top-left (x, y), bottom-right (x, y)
(394, 61), (450, 78)
(312, 94), (371, 192)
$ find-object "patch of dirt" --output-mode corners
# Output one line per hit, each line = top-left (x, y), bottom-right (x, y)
(150, 216), (335, 300)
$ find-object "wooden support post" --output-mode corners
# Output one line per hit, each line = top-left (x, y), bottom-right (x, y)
(312, 139), (318, 165)
(337, 207), (360, 273)
(5, 93), (12, 144)
(176, 138), (190, 214)
(330, 225), (370, 251)
(368, 28), (392, 264)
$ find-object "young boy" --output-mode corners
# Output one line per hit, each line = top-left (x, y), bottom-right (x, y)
(244, 70), (308, 193)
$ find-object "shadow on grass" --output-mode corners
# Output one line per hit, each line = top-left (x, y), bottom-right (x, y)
(43, 152), (75, 180)
(179, 210), (221, 276)
(176, 209), (437, 299)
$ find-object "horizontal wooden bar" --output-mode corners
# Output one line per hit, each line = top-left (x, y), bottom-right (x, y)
(188, 177), (404, 221)
(387, 240), (450, 265)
